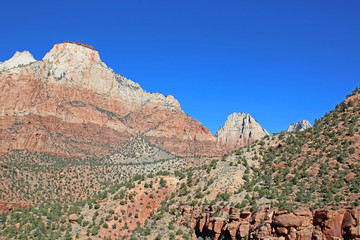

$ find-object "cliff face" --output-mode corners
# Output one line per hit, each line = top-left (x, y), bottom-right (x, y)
(175, 205), (360, 240)
(215, 113), (269, 152)
(286, 120), (312, 132)
(0, 42), (222, 157)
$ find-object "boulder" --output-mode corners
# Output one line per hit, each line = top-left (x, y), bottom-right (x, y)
(273, 213), (310, 228)
(68, 214), (79, 223)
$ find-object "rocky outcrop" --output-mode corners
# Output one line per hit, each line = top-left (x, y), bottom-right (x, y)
(0, 42), (222, 157)
(215, 113), (269, 152)
(175, 206), (360, 240)
(286, 120), (312, 132)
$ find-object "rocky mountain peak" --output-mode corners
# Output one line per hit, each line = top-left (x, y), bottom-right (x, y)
(286, 120), (312, 132)
(0, 51), (36, 72)
(43, 41), (103, 68)
(215, 112), (269, 152)
(39, 42), (181, 111)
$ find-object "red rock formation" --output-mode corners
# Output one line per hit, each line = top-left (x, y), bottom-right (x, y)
(174, 206), (360, 240)
(0, 42), (223, 157)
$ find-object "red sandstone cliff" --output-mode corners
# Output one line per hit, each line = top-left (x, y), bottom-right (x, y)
(174, 205), (360, 240)
(0, 42), (222, 157)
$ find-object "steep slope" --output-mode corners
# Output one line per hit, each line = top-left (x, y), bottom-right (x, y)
(286, 119), (312, 132)
(215, 112), (269, 152)
(0, 42), (222, 157)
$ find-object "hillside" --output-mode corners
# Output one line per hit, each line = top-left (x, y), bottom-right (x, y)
(0, 89), (359, 239)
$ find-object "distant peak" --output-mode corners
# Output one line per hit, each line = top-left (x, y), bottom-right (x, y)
(228, 112), (250, 119)
(286, 120), (312, 132)
(13, 50), (33, 57)
(0, 50), (36, 72)
(216, 112), (268, 152)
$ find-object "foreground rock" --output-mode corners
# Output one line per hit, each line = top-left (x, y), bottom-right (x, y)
(175, 206), (360, 240)
(286, 120), (312, 132)
(216, 113), (269, 152)
(0, 42), (223, 157)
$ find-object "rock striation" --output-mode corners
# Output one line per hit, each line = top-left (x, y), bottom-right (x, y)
(286, 120), (312, 132)
(0, 42), (222, 157)
(215, 113), (269, 152)
(174, 205), (360, 240)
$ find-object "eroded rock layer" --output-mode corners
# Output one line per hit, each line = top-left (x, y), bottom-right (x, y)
(174, 205), (360, 240)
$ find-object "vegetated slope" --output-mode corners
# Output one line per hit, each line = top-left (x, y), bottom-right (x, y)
(0, 41), (222, 158)
(0, 149), (201, 205)
(0, 90), (359, 240)
(109, 136), (175, 164)
(199, 88), (360, 211)
(102, 88), (359, 239)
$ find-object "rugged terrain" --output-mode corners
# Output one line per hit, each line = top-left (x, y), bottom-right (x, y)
(0, 89), (359, 239)
(0, 43), (359, 240)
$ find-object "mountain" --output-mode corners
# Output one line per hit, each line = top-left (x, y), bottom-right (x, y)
(1, 43), (359, 240)
(286, 119), (312, 132)
(215, 112), (269, 152)
(0, 42), (222, 157)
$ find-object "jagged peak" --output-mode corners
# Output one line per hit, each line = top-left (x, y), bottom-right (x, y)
(286, 120), (312, 132)
(216, 112), (268, 152)
(216, 112), (267, 134)
(226, 112), (253, 121)
(0, 50), (36, 72)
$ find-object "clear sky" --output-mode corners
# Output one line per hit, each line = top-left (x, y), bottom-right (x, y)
(1, 0), (359, 134)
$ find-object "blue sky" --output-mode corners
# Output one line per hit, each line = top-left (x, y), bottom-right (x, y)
(1, 0), (359, 134)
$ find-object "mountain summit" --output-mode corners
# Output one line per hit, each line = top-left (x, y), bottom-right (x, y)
(215, 112), (269, 152)
(286, 120), (312, 132)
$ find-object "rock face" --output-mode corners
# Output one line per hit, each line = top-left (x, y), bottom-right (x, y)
(286, 120), (312, 132)
(0, 42), (222, 157)
(215, 113), (269, 152)
(0, 51), (36, 72)
(175, 206), (360, 240)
